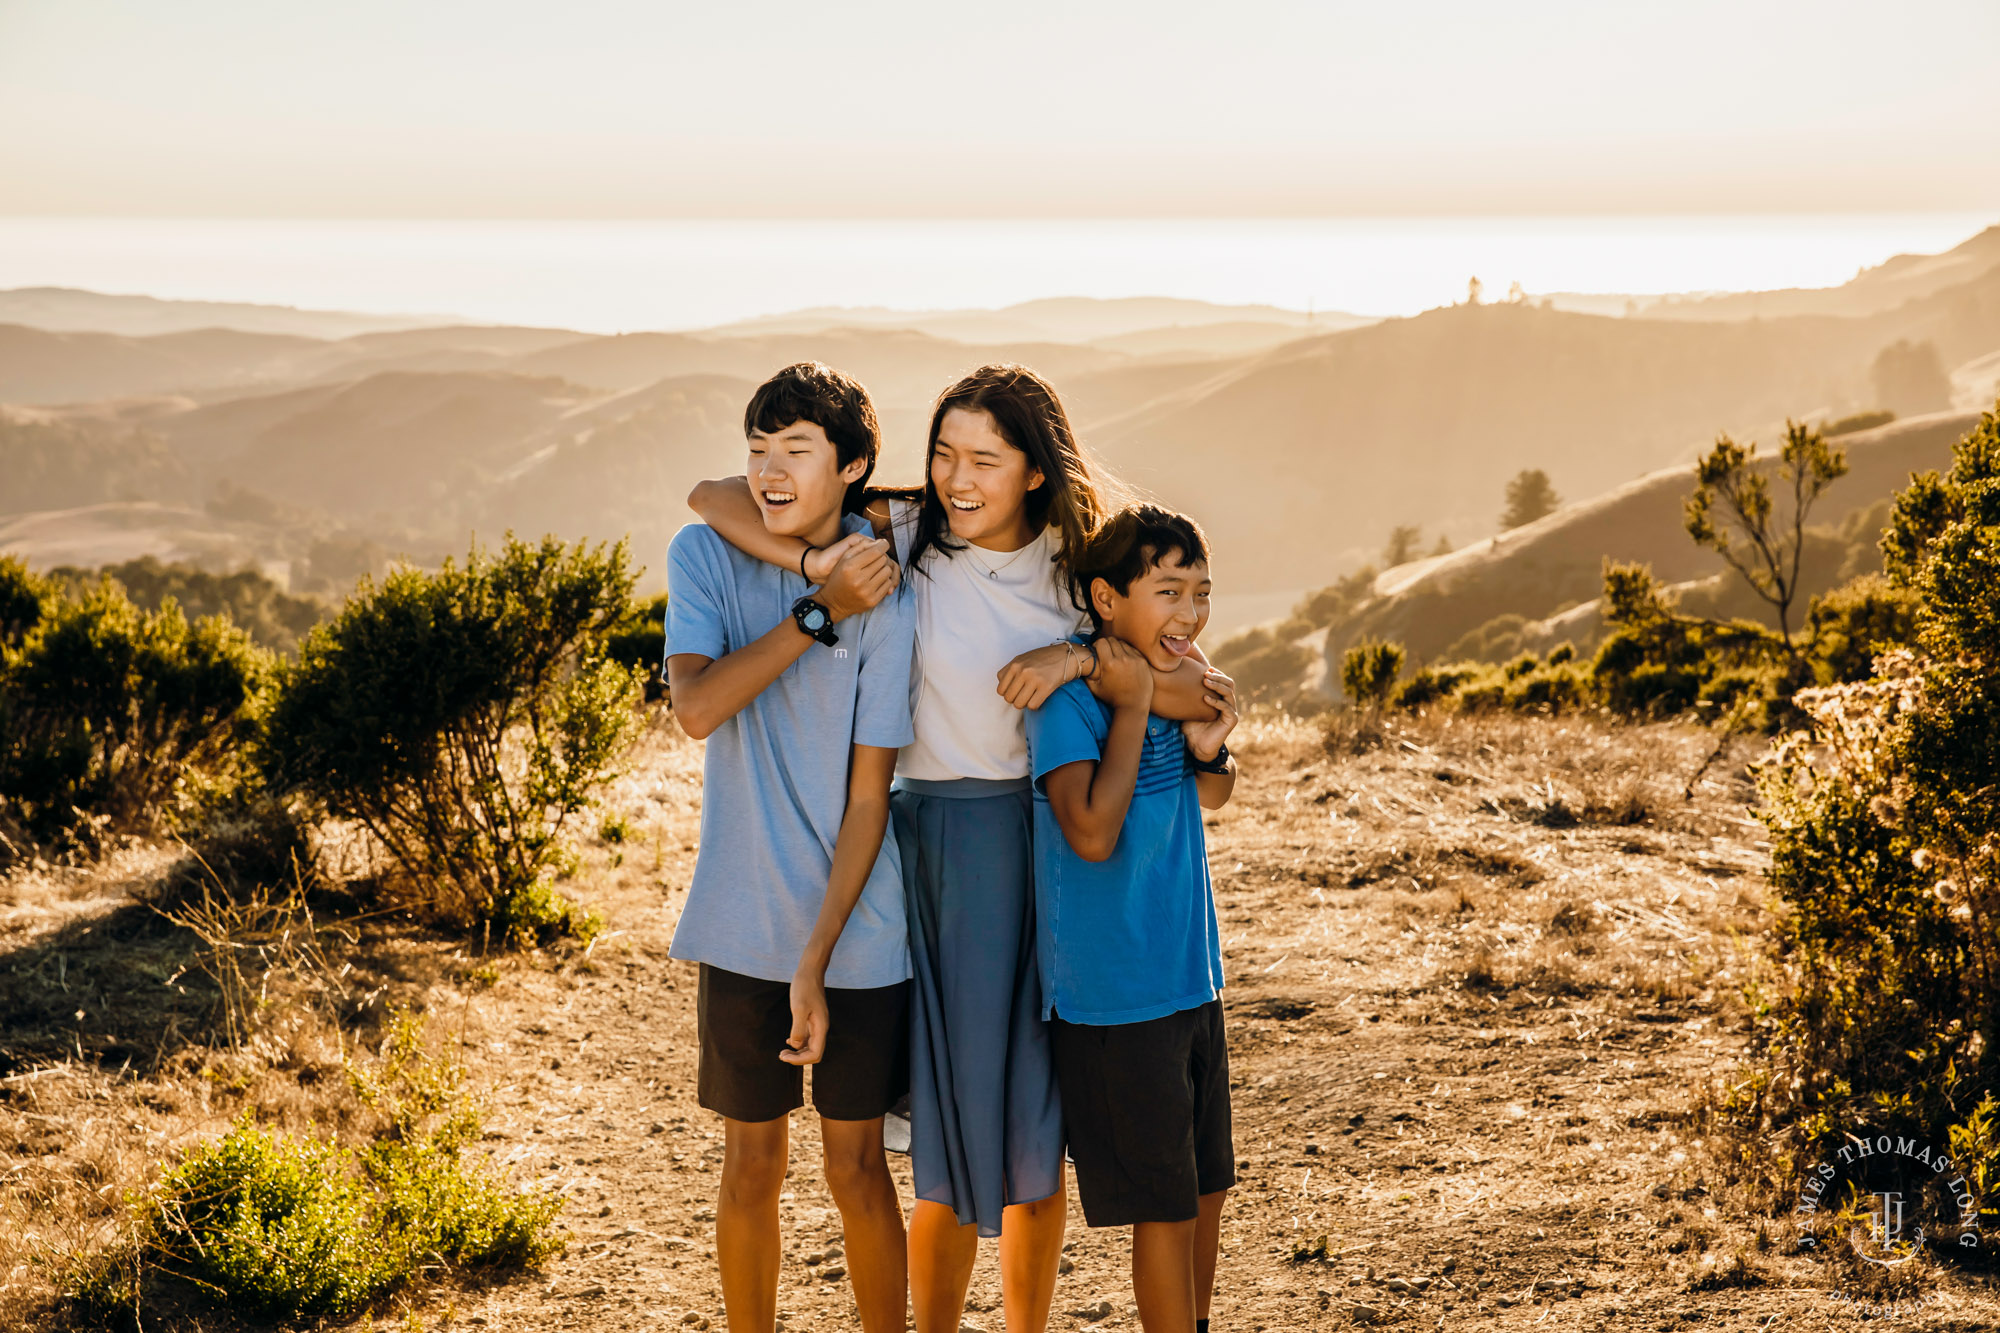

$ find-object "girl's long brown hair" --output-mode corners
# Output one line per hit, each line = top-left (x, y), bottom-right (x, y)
(903, 364), (1120, 592)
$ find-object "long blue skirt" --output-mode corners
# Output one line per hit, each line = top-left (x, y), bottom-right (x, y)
(893, 777), (1065, 1237)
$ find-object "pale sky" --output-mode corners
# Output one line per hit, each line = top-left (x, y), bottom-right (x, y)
(2, 0), (1997, 217)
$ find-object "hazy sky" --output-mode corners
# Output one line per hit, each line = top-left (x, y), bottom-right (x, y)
(3, 0), (1997, 217)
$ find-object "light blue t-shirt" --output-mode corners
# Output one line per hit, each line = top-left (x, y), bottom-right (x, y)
(1024, 676), (1224, 1025)
(663, 519), (917, 989)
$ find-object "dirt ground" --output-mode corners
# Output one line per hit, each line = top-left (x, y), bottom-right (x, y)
(10, 707), (2000, 1330)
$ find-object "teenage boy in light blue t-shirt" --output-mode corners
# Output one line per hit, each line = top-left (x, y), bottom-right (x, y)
(664, 362), (915, 1333)
(1024, 505), (1241, 1333)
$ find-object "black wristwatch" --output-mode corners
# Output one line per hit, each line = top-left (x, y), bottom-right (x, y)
(1189, 742), (1231, 776)
(790, 595), (839, 647)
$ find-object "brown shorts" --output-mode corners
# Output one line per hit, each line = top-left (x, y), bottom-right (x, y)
(696, 964), (911, 1123)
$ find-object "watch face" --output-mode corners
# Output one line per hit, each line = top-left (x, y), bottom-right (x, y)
(802, 605), (827, 631)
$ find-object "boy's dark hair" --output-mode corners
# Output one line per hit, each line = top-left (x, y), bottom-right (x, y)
(1072, 504), (1210, 631)
(743, 362), (881, 514)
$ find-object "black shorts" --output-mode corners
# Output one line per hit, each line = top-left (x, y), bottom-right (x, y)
(696, 964), (911, 1123)
(1050, 999), (1235, 1227)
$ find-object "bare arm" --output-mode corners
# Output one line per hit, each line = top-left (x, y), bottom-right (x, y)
(690, 477), (895, 582)
(1040, 640), (1154, 862)
(1148, 653), (1226, 724)
(666, 627), (818, 740)
(998, 639), (1223, 720)
(783, 743), (899, 1065)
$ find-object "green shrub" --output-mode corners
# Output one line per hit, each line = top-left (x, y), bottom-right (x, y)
(0, 555), (48, 648)
(1743, 404), (2000, 1224)
(1391, 661), (1485, 710)
(605, 590), (669, 696)
(259, 535), (642, 944)
(142, 1011), (562, 1322)
(1341, 640), (1405, 706)
(1504, 660), (1590, 712)
(0, 577), (269, 840)
(1803, 572), (1917, 684)
(151, 1119), (385, 1320)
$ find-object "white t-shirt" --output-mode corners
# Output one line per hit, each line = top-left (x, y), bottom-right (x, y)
(889, 498), (1089, 782)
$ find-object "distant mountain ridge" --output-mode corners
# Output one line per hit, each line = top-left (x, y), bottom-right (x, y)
(3, 224), (1998, 611)
(0, 287), (445, 339)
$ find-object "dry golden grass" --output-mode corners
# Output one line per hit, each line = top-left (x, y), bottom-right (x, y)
(10, 706), (2000, 1329)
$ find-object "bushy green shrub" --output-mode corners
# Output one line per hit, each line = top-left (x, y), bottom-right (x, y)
(1802, 572), (1917, 684)
(1505, 659), (1590, 712)
(0, 576), (269, 841)
(151, 1119), (384, 1320)
(1341, 640), (1405, 706)
(0, 555), (47, 648)
(258, 535), (642, 943)
(1743, 404), (2000, 1216)
(1391, 661), (1485, 710)
(141, 1011), (562, 1323)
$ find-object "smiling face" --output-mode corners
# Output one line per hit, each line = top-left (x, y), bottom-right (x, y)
(930, 406), (1045, 551)
(1091, 548), (1213, 673)
(747, 419), (866, 545)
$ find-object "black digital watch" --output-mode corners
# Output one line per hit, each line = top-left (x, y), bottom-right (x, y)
(1189, 742), (1231, 776)
(790, 595), (839, 647)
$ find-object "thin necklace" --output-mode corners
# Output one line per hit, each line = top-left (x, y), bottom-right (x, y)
(962, 530), (1040, 580)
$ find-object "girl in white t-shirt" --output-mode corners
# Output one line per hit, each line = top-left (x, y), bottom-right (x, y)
(690, 363), (1225, 1333)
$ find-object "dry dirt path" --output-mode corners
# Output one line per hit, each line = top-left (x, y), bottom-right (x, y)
(442, 711), (2000, 1332)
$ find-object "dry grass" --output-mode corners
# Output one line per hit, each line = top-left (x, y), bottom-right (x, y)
(11, 706), (2000, 1328)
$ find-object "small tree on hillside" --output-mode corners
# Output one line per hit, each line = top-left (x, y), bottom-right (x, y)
(1683, 420), (1849, 652)
(1381, 525), (1422, 568)
(1500, 469), (1560, 531)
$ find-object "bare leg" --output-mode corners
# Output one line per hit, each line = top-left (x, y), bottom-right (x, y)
(718, 1116), (789, 1333)
(1130, 1218), (1197, 1333)
(820, 1116), (909, 1333)
(909, 1198), (979, 1333)
(997, 1178), (1067, 1333)
(1192, 1190), (1227, 1322)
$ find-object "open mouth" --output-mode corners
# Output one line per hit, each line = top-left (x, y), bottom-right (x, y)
(947, 496), (984, 512)
(761, 489), (797, 510)
(1160, 633), (1195, 658)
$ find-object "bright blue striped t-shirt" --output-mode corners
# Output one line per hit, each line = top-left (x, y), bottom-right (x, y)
(1024, 676), (1224, 1025)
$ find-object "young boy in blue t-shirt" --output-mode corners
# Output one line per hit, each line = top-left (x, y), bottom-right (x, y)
(1024, 505), (1240, 1333)
(664, 362), (915, 1333)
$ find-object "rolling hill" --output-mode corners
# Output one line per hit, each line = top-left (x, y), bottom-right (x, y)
(1084, 261), (2000, 597)
(1306, 409), (1981, 686)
